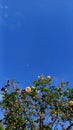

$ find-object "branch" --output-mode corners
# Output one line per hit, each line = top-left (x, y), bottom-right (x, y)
(66, 123), (73, 130)
(51, 118), (57, 129)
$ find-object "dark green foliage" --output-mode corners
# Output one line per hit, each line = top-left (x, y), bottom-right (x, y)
(0, 123), (5, 130)
(0, 75), (73, 130)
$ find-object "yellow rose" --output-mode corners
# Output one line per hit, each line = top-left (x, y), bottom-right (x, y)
(69, 101), (73, 106)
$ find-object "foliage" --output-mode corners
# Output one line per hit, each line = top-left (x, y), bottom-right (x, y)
(0, 122), (5, 130)
(0, 75), (73, 130)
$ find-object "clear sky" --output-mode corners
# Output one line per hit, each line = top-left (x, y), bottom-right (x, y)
(0, 0), (73, 88)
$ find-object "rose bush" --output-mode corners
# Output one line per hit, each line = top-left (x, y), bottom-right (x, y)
(0, 75), (73, 130)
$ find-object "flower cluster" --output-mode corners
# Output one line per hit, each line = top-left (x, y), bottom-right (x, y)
(38, 75), (52, 80)
(25, 86), (39, 94)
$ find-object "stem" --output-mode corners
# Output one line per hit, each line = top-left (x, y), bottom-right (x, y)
(39, 111), (43, 130)
(66, 123), (73, 130)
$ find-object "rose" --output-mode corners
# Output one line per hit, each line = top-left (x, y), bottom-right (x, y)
(47, 76), (52, 79)
(25, 87), (31, 92)
(69, 101), (73, 106)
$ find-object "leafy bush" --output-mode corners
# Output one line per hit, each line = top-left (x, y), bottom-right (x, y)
(0, 75), (73, 130)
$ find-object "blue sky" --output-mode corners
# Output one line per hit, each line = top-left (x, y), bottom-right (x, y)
(0, 0), (73, 88)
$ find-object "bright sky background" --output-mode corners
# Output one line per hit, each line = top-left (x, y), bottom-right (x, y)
(0, 0), (73, 88)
